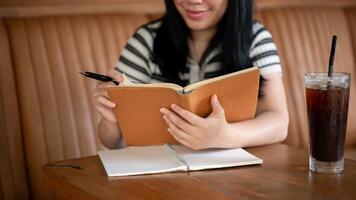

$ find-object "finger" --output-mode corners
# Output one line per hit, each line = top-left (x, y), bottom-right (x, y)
(170, 104), (205, 127)
(160, 108), (195, 133)
(163, 115), (192, 142)
(96, 82), (112, 89)
(93, 89), (109, 99)
(96, 96), (116, 108)
(210, 94), (225, 118)
(168, 128), (194, 149)
(113, 72), (123, 82)
(93, 83), (111, 100)
(167, 126), (193, 148)
(95, 105), (117, 123)
(107, 68), (117, 76)
(108, 68), (123, 82)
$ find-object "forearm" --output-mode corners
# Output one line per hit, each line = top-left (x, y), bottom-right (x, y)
(97, 118), (122, 149)
(222, 110), (289, 148)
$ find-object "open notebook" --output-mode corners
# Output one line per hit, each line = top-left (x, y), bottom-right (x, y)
(98, 145), (263, 177)
(107, 67), (260, 146)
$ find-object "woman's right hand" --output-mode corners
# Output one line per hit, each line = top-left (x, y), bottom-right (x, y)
(92, 69), (123, 123)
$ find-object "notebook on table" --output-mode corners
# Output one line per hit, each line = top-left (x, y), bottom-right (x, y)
(98, 144), (263, 177)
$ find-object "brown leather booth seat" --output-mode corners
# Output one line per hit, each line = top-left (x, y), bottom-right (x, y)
(1, 0), (356, 199)
(260, 7), (356, 147)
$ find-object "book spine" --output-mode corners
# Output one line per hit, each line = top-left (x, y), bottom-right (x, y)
(180, 95), (192, 112)
(164, 144), (190, 170)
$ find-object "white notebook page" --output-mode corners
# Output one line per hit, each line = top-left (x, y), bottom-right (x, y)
(171, 145), (263, 171)
(98, 145), (187, 177)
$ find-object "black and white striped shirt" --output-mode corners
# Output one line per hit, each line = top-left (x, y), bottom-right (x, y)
(115, 20), (282, 84)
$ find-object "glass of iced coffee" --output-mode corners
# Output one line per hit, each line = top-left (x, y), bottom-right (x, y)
(305, 72), (350, 173)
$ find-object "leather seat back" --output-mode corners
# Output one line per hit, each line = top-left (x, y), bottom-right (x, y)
(4, 14), (154, 200)
(256, 7), (356, 148)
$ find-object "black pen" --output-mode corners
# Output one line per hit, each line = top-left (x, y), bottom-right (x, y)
(79, 71), (120, 85)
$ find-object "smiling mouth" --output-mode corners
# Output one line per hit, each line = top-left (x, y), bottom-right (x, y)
(186, 9), (209, 20)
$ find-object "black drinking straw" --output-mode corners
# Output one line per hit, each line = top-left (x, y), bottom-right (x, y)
(328, 35), (338, 77)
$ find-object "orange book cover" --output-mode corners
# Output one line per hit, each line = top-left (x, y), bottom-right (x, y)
(107, 67), (260, 146)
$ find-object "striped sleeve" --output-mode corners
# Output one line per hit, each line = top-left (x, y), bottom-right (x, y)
(114, 26), (154, 83)
(250, 22), (282, 76)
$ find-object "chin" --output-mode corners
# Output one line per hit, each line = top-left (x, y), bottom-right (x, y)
(185, 21), (211, 31)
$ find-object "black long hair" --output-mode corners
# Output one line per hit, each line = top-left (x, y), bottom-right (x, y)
(152, 0), (254, 86)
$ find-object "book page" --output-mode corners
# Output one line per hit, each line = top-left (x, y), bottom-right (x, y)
(171, 145), (263, 171)
(108, 73), (184, 92)
(98, 146), (187, 177)
(183, 66), (258, 93)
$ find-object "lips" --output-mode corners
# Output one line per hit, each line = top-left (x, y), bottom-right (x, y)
(186, 9), (209, 20)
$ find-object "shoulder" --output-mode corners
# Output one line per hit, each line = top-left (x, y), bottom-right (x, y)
(250, 21), (282, 76)
(133, 20), (162, 43)
(123, 19), (162, 55)
(141, 19), (162, 35)
(251, 21), (275, 47)
(120, 20), (160, 57)
(252, 21), (267, 35)
(250, 21), (278, 54)
(115, 20), (163, 83)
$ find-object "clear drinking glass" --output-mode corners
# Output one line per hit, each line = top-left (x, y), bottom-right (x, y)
(305, 72), (350, 173)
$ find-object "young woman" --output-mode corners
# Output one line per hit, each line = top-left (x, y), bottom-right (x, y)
(93, 0), (289, 149)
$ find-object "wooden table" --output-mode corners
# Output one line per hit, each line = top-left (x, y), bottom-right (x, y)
(43, 144), (356, 200)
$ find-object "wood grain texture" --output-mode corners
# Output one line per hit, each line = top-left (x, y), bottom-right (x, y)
(43, 144), (356, 200)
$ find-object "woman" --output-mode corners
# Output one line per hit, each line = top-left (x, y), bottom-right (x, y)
(93, 0), (289, 149)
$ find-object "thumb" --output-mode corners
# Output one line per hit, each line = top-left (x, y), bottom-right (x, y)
(108, 69), (123, 82)
(210, 94), (225, 118)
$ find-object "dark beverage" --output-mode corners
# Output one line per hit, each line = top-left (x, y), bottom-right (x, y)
(306, 85), (350, 162)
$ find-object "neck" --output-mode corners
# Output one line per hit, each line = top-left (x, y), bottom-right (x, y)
(190, 27), (216, 44)
(189, 27), (217, 63)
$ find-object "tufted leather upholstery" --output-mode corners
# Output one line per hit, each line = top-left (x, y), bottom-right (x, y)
(0, 0), (356, 199)
(2, 14), (153, 200)
(0, 18), (29, 200)
(258, 8), (356, 148)
(346, 8), (356, 79)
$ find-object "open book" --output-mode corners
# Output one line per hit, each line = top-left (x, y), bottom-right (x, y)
(98, 145), (263, 177)
(107, 67), (260, 146)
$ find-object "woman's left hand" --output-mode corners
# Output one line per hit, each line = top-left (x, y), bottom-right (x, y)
(160, 94), (231, 150)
